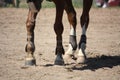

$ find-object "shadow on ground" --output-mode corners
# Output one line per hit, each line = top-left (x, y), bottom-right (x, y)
(27, 55), (120, 71)
(72, 55), (120, 71)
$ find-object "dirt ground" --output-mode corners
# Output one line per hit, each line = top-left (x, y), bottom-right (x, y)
(0, 8), (120, 80)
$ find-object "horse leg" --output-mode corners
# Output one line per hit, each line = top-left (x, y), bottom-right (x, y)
(12, 0), (15, 7)
(77, 0), (93, 64)
(53, 0), (65, 65)
(13, 0), (20, 8)
(64, 0), (77, 62)
(25, 0), (42, 66)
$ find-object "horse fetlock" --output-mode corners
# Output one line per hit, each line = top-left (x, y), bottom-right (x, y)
(55, 46), (65, 55)
(25, 42), (35, 52)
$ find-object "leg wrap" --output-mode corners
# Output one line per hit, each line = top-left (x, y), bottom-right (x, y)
(79, 35), (87, 49)
(69, 35), (77, 50)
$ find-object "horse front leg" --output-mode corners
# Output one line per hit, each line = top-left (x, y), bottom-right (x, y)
(64, 0), (77, 63)
(77, 0), (93, 64)
(53, 0), (65, 65)
(25, 0), (42, 66)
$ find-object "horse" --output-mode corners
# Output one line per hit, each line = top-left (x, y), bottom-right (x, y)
(25, 0), (93, 66)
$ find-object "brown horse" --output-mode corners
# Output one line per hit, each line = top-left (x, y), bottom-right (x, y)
(25, 0), (93, 66)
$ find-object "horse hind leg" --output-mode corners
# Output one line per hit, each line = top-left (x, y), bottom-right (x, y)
(77, 0), (93, 64)
(25, 0), (42, 66)
(64, 0), (77, 63)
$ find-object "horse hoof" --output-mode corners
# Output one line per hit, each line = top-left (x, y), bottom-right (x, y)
(76, 56), (86, 64)
(25, 59), (36, 66)
(54, 54), (64, 65)
(54, 60), (64, 65)
(64, 54), (77, 60)
(63, 54), (77, 64)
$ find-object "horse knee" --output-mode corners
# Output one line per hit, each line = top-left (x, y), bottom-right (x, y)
(26, 19), (36, 32)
